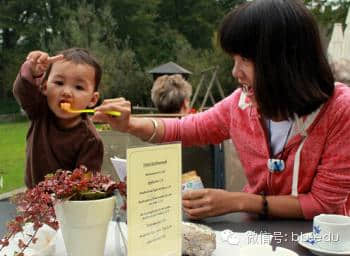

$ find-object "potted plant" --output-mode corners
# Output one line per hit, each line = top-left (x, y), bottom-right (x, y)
(0, 165), (126, 256)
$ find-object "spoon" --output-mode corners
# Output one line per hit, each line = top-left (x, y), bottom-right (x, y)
(60, 103), (121, 117)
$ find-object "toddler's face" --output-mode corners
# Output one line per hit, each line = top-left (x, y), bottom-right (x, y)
(42, 60), (99, 128)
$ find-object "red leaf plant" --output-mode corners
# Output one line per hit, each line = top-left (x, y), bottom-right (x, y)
(0, 165), (126, 256)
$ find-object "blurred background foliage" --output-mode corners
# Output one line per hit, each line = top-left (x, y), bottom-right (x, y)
(0, 0), (349, 113)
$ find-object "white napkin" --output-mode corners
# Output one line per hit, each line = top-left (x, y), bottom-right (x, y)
(110, 156), (127, 182)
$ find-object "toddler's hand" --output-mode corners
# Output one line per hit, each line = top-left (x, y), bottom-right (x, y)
(26, 51), (64, 77)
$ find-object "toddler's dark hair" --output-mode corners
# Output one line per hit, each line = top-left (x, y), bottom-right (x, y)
(43, 48), (102, 91)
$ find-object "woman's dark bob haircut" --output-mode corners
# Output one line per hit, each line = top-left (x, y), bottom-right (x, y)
(219, 0), (334, 119)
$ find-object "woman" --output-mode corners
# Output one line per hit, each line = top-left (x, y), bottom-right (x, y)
(151, 74), (193, 114)
(93, 0), (350, 220)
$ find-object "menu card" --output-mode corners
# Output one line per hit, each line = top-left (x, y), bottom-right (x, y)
(127, 143), (182, 256)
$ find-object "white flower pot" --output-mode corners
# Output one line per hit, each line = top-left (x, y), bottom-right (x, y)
(54, 196), (116, 256)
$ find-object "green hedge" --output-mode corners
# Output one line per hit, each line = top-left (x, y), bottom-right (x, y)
(0, 98), (20, 114)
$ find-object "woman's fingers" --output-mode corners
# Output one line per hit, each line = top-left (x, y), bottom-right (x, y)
(101, 97), (126, 104)
(91, 111), (109, 123)
(92, 98), (132, 133)
(183, 204), (212, 220)
(95, 98), (131, 114)
(182, 189), (231, 220)
(96, 98), (125, 107)
(182, 194), (208, 208)
(182, 189), (211, 218)
(182, 189), (207, 200)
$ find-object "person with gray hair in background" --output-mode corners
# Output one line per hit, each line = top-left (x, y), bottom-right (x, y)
(151, 74), (193, 114)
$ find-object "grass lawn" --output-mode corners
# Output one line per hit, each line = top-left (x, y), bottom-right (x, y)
(0, 121), (28, 194)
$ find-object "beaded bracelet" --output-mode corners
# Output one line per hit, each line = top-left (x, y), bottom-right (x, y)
(146, 118), (158, 142)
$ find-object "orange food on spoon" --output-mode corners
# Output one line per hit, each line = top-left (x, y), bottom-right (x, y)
(60, 102), (72, 112)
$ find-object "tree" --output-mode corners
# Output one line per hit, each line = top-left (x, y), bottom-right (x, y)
(0, 0), (66, 100)
(305, 0), (350, 37)
(0, 0), (251, 107)
(48, 1), (152, 105)
(109, 0), (161, 67)
(156, 0), (223, 49)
